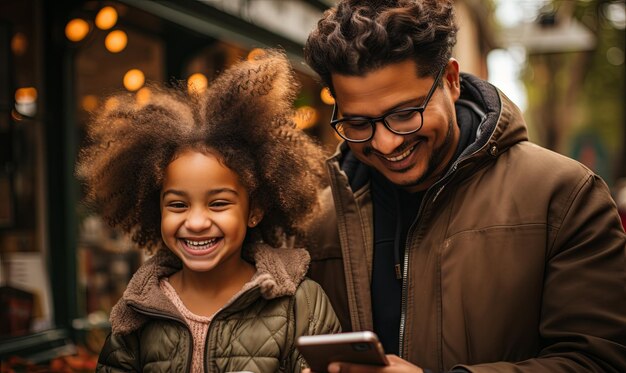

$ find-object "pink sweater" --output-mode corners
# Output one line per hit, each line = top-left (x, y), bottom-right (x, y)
(160, 279), (212, 372)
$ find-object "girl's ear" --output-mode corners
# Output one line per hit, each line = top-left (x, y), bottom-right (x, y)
(248, 208), (264, 228)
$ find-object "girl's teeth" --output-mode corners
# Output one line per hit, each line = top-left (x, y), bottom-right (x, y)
(184, 238), (217, 248)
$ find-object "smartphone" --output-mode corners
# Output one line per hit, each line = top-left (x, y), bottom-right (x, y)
(296, 331), (389, 372)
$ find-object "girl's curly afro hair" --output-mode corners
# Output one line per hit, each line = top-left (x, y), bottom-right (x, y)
(76, 49), (328, 252)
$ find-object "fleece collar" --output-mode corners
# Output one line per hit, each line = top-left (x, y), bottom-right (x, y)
(109, 243), (311, 335)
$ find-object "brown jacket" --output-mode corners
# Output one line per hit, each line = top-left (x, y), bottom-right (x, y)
(306, 73), (626, 372)
(97, 243), (341, 372)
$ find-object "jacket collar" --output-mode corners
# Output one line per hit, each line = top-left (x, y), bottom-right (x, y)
(109, 243), (311, 335)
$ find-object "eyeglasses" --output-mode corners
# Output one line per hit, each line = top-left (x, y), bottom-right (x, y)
(330, 65), (446, 143)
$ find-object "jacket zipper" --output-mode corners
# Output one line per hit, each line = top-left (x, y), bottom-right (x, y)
(397, 162), (461, 357)
(130, 285), (261, 373)
(397, 103), (489, 357)
(398, 187), (430, 357)
(203, 286), (260, 373)
(128, 303), (195, 372)
(279, 295), (296, 372)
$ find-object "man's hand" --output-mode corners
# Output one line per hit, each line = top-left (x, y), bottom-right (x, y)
(303, 354), (424, 373)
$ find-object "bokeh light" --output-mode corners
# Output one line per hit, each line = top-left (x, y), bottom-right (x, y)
(123, 69), (145, 91)
(136, 87), (151, 106)
(247, 48), (266, 61)
(11, 32), (28, 56)
(15, 87), (38, 117)
(293, 106), (318, 129)
(606, 47), (624, 66)
(65, 18), (90, 42)
(320, 87), (335, 105)
(187, 73), (208, 94)
(105, 30), (127, 53)
(95, 6), (118, 30)
(81, 95), (99, 112)
(104, 97), (119, 111)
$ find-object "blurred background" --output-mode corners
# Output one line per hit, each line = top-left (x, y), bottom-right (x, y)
(0, 0), (624, 370)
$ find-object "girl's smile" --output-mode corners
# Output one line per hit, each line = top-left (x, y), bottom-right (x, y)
(160, 150), (260, 275)
(179, 237), (222, 256)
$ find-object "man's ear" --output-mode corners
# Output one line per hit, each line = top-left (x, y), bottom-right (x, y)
(445, 58), (461, 101)
(248, 208), (264, 228)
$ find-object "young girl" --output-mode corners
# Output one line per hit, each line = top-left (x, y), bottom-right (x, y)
(77, 49), (341, 372)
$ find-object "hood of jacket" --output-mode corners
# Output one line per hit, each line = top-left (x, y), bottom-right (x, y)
(109, 242), (311, 335)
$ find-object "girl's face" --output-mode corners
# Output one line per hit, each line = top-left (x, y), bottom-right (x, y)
(160, 150), (260, 274)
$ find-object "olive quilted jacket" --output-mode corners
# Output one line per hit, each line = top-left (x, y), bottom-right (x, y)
(96, 243), (341, 372)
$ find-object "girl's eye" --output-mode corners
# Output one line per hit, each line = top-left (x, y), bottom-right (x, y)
(210, 200), (232, 209)
(167, 202), (187, 209)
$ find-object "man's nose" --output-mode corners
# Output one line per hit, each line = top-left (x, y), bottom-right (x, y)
(370, 121), (404, 154)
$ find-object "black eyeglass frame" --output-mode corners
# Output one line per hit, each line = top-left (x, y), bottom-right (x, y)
(330, 65), (447, 143)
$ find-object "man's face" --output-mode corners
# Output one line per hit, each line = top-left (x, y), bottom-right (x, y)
(331, 59), (461, 193)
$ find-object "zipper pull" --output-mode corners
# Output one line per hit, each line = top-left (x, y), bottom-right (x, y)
(395, 264), (402, 280)
(432, 185), (445, 203)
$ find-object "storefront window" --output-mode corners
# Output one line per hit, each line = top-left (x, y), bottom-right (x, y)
(70, 5), (165, 350)
(0, 0), (53, 341)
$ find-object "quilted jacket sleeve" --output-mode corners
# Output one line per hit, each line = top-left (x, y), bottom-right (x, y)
(290, 278), (342, 372)
(96, 331), (142, 372)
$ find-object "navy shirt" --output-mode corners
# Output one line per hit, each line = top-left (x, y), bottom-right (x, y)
(371, 171), (422, 354)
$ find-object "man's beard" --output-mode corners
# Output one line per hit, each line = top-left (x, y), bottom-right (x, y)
(397, 117), (456, 189)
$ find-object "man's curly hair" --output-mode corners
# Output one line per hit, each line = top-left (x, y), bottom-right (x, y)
(76, 49), (328, 252)
(304, 0), (458, 91)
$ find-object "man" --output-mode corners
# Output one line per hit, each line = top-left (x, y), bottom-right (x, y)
(302, 0), (626, 372)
